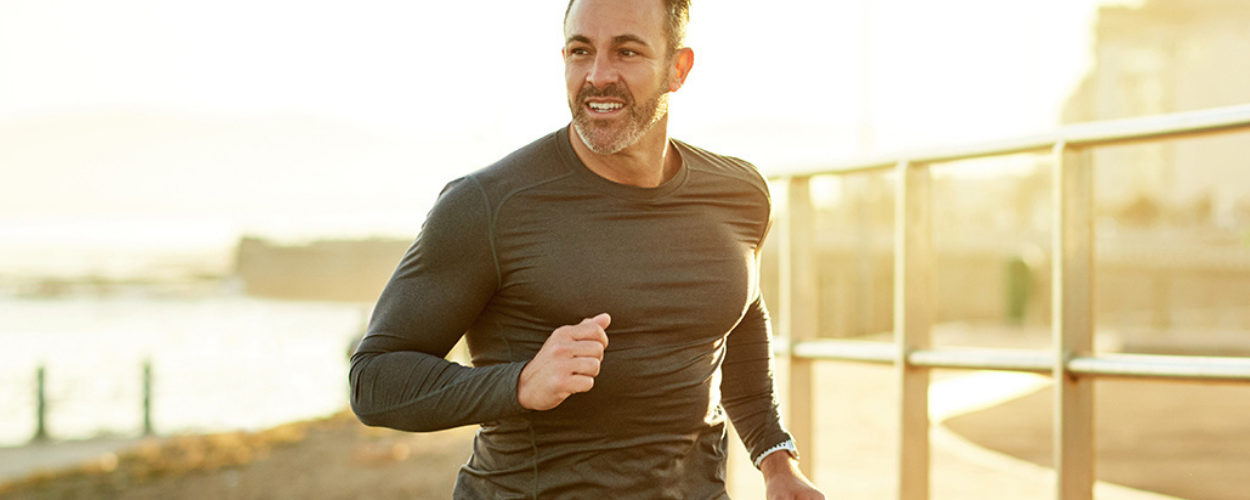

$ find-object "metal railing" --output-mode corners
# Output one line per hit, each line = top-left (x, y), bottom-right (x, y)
(770, 103), (1250, 500)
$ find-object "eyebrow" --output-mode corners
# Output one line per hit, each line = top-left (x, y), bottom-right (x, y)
(565, 34), (653, 48)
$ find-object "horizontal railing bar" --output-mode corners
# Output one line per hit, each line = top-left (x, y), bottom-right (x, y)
(1068, 353), (1250, 382)
(769, 103), (1250, 178)
(792, 339), (896, 364)
(791, 340), (1250, 382)
(908, 348), (1052, 373)
(792, 340), (1052, 372)
(1062, 103), (1250, 147)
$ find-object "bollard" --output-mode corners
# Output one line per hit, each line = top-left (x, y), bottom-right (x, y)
(34, 365), (49, 441)
(1005, 255), (1031, 325)
(143, 359), (154, 436)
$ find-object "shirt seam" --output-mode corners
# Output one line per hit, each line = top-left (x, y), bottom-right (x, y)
(473, 175), (560, 500)
(491, 173), (577, 239)
(465, 175), (503, 289)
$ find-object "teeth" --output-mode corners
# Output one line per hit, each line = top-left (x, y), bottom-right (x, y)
(588, 102), (623, 111)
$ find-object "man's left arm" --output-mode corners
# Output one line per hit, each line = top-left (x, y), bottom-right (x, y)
(721, 295), (825, 500)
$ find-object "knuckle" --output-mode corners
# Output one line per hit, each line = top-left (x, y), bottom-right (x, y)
(565, 375), (592, 393)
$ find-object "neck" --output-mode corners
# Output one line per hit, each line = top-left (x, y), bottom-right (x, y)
(568, 115), (681, 188)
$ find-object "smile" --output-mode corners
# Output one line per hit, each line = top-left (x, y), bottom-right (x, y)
(587, 102), (624, 113)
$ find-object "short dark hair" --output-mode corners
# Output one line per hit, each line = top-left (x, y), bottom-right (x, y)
(564, 0), (690, 56)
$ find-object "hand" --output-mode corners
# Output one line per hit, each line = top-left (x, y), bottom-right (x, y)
(517, 313), (611, 411)
(760, 451), (825, 500)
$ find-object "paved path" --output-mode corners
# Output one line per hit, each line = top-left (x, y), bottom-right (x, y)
(0, 437), (144, 486)
(0, 368), (1201, 499)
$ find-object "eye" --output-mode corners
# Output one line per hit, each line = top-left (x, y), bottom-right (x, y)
(620, 49), (638, 57)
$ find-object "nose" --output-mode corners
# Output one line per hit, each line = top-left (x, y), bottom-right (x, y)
(585, 52), (619, 88)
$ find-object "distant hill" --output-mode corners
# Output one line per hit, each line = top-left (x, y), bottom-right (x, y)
(234, 236), (410, 303)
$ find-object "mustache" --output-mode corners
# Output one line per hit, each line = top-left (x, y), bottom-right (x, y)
(577, 83), (632, 104)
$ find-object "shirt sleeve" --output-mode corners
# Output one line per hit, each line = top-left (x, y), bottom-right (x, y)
(348, 176), (529, 432)
(720, 294), (796, 467)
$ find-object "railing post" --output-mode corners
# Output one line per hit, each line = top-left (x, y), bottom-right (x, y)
(1053, 142), (1095, 500)
(34, 364), (49, 442)
(895, 160), (932, 500)
(779, 175), (819, 480)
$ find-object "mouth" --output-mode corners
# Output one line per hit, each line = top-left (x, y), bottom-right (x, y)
(585, 100), (625, 115)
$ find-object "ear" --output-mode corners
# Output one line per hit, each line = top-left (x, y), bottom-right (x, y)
(667, 47), (695, 92)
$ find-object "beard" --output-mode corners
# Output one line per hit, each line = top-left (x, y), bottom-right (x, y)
(569, 77), (670, 155)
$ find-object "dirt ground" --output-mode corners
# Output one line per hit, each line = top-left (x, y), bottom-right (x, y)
(945, 378), (1250, 500)
(0, 412), (476, 500)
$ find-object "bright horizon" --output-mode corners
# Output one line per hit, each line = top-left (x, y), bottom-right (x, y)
(0, 0), (1144, 258)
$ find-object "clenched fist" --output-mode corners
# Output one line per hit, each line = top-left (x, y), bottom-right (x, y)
(517, 313), (610, 411)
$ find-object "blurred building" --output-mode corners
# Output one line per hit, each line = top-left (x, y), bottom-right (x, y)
(1063, 0), (1250, 227)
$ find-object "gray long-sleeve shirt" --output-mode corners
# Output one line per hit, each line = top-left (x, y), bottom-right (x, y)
(349, 127), (793, 499)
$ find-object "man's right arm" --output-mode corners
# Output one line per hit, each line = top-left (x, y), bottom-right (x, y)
(348, 177), (527, 432)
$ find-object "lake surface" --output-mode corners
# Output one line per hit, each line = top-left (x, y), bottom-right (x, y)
(0, 292), (369, 447)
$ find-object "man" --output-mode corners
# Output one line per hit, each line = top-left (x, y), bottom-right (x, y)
(349, 0), (825, 498)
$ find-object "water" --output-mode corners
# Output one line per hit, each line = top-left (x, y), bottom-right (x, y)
(0, 292), (369, 447)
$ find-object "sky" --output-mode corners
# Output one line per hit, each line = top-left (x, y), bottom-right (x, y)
(0, 0), (1144, 260)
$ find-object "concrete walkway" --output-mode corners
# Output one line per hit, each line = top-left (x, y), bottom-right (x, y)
(726, 363), (1182, 500)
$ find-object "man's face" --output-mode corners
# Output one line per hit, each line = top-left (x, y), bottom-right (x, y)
(563, 0), (674, 155)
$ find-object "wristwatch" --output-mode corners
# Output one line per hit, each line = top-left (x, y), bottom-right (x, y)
(754, 440), (800, 468)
